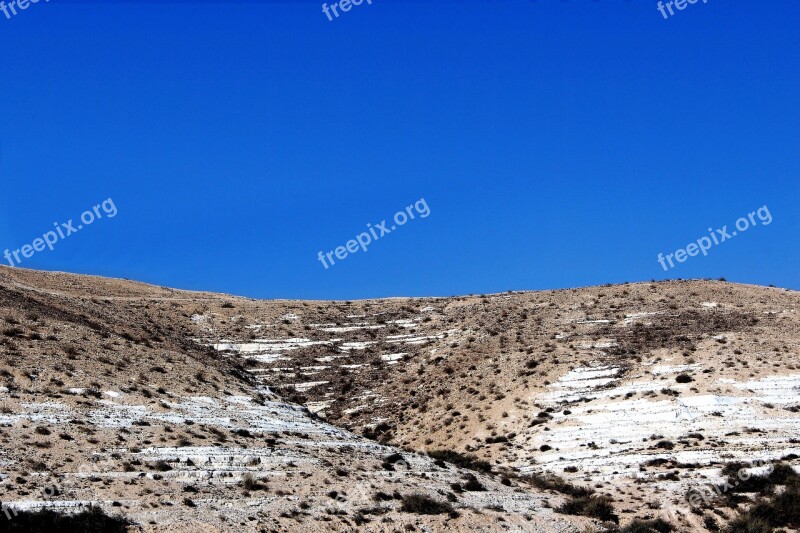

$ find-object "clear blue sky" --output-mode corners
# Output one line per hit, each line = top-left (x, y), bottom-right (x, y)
(1, 0), (798, 299)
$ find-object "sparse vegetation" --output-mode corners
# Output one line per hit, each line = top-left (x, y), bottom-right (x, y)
(241, 473), (268, 491)
(725, 515), (771, 533)
(619, 518), (675, 533)
(520, 472), (593, 498)
(1, 506), (132, 532)
(557, 495), (618, 523)
(400, 493), (458, 517)
(428, 450), (492, 473)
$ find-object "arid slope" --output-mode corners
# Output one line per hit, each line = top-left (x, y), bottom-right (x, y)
(0, 266), (588, 532)
(1, 266), (798, 532)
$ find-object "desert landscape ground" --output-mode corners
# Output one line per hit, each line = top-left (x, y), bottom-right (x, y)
(0, 266), (798, 532)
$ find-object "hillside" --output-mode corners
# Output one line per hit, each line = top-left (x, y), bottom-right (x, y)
(1, 266), (798, 532)
(0, 266), (587, 532)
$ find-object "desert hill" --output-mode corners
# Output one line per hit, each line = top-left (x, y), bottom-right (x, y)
(0, 266), (588, 532)
(1, 266), (798, 532)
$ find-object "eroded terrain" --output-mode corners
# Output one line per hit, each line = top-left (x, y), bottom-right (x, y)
(1, 266), (798, 532)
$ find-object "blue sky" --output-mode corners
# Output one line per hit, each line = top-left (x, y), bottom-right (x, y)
(1, 0), (798, 299)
